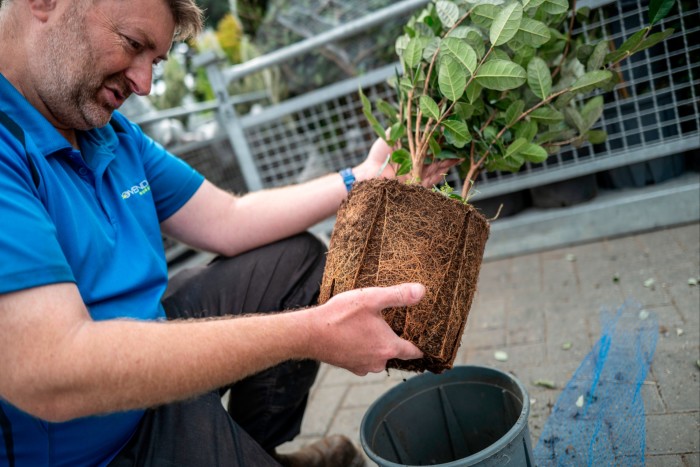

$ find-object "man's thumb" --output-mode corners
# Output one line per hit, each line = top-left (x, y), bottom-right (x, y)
(394, 339), (423, 361)
(388, 283), (425, 308)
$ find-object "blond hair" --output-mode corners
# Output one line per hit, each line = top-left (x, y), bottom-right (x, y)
(165, 0), (204, 41)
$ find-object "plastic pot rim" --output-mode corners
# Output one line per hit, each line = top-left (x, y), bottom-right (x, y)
(360, 365), (531, 467)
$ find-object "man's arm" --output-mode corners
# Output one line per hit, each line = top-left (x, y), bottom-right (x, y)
(0, 281), (424, 422)
(161, 173), (347, 257)
(161, 138), (460, 257)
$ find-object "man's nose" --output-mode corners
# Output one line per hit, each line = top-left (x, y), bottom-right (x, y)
(124, 59), (153, 96)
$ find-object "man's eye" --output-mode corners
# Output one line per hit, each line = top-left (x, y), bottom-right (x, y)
(125, 37), (142, 51)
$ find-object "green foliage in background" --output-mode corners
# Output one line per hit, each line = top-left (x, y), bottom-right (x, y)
(216, 13), (244, 63)
(253, 0), (408, 98)
(360, 0), (677, 200)
(197, 0), (233, 29)
(152, 57), (189, 110)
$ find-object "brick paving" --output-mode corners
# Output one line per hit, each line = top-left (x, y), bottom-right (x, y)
(278, 222), (700, 466)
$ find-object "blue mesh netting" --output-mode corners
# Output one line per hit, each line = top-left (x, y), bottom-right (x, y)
(533, 300), (658, 466)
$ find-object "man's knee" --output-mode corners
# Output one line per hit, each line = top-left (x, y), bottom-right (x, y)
(275, 232), (327, 267)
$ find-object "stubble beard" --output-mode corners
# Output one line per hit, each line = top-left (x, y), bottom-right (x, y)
(34, 9), (125, 130)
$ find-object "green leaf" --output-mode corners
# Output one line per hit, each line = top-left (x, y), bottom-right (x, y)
(442, 119), (471, 148)
(490, 2), (523, 46)
(529, 107), (564, 125)
(436, 0), (460, 28)
(586, 41), (609, 71)
(414, 22), (435, 38)
(527, 57), (552, 99)
(563, 107), (586, 133)
(395, 35), (410, 57)
(569, 70), (613, 94)
(447, 26), (481, 41)
(475, 59), (527, 91)
(359, 89), (387, 140)
(635, 28), (675, 54)
(398, 77), (414, 95)
(576, 7), (591, 23)
(516, 18), (551, 48)
(605, 28), (673, 66)
(576, 44), (594, 63)
(515, 120), (538, 141)
(428, 135), (442, 157)
(521, 142), (548, 162)
(586, 129), (608, 144)
(581, 95), (604, 129)
(449, 27), (485, 57)
(505, 100), (525, 126)
(403, 37), (425, 69)
(359, 88), (371, 114)
(554, 91), (574, 109)
(649, 0), (676, 24)
(523, 0), (546, 10)
(465, 33), (486, 59)
(454, 102), (476, 120)
(488, 49), (512, 62)
(604, 48), (629, 64)
(440, 38), (478, 75)
(419, 95), (441, 121)
(604, 28), (646, 64)
(391, 148), (412, 176)
(388, 121), (406, 144)
(435, 150), (462, 160)
(376, 99), (398, 120)
(513, 45), (536, 67)
(422, 37), (441, 62)
(472, 4), (499, 28)
(465, 81), (482, 104)
(541, 0), (568, 15)
(506, 137), (529, 157)
(487, 153), (525, 172)
(438, 55), (467, 101)
(535, 128), (576, 144)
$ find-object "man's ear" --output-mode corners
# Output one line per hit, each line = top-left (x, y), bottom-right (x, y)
(27, 0), (59, 22)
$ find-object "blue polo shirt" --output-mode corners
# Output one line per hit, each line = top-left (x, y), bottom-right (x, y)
(0, 73), (205, 466)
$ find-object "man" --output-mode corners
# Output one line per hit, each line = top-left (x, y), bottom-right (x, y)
(0, 0), (457, 465)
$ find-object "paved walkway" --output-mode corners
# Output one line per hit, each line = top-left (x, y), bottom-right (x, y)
(278, 222), (700, 466)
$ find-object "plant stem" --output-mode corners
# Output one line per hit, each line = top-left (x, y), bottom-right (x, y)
(460, 88), (570, 198)
(406, 89), (421, 181)
(411, 7), (478, 181)
(606, 27), (650, 100)
(552, 0), (578, 79)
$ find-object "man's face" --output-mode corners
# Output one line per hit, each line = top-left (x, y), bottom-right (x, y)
(29, 0), (175, 130)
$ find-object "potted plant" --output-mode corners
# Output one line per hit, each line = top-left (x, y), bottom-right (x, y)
(319, 0), (674, 373)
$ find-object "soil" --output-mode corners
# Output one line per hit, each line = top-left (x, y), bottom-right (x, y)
(319, 178), (490, 373)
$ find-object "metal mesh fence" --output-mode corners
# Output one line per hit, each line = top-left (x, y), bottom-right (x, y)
(254, 0), (412, 95)
(245, 82), (398, 187)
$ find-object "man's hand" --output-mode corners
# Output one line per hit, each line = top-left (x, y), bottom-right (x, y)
(307, 283), (425, 375)
(353, 137), (461, 188)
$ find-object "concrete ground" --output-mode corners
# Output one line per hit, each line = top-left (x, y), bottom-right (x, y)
(278, 221), (700, 466)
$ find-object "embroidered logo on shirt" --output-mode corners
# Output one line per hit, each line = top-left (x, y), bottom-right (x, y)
(121, 180), (151, 199)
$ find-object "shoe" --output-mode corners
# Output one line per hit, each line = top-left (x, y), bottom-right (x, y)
(273, 435), (365, 467)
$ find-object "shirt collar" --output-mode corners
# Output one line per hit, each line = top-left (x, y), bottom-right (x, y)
(0, 72), (119, 159)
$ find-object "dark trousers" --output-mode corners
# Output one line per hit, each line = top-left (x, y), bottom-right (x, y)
(110, 233), (326, 466)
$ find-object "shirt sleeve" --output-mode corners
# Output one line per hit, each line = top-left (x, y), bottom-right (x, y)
(113, 113), (205, 222)
(0, 139), (75, 295)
